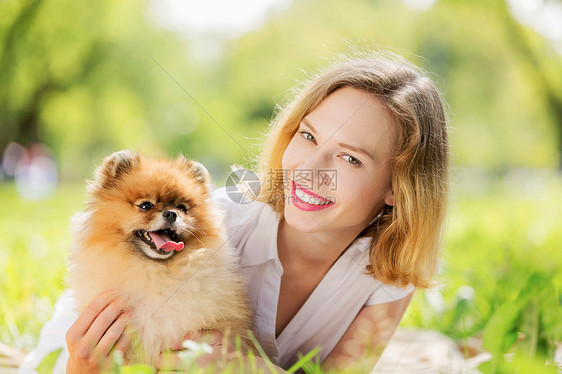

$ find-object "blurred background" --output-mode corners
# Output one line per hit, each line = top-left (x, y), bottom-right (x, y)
(1, 0), (561, 372)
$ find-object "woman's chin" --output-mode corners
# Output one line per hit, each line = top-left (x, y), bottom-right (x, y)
(284, 205), (333, 233)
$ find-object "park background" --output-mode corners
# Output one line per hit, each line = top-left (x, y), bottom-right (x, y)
(0, 0), (561, 372)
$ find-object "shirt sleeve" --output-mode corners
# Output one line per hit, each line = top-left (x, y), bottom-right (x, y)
(365, 282), (415, 306)
(210, 185), (231, 211)
(18, 290), (77, 374)
(209, 186), (238, 226)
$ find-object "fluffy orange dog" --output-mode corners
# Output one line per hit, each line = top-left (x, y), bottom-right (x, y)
(67, 150), (252, 364)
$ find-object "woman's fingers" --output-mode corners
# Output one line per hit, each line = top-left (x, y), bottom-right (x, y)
(113, 325), (132, 356)
(93, 311), (130, 359)
(172, 331), (199, 350)
(179, 330), (203, 347)
(155, 330), (227, 371)
(66, 290), (116, 343)
(172, 330), (224, 352)
(204, 331), (223, 346)
(82, 296), (124, 343)
(65, 291), (131, 374)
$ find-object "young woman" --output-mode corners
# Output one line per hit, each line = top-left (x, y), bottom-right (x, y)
(21, 51), (449, 373)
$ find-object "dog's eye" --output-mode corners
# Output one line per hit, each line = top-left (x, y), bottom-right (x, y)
(177, 204), (189, 213)
(139, 202), (154, 211)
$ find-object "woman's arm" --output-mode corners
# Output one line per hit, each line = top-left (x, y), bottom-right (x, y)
(323, 291), (415, 371)
(156, 291), (414, 373)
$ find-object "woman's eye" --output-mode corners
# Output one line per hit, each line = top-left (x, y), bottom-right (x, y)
(177, 204), (189, 213)
(341, 154), (362, 166)
(138, 202), (154, 211)
(299, 131), (316, 144)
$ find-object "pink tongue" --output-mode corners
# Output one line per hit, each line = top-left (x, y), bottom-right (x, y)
(148, 232), (184, 252)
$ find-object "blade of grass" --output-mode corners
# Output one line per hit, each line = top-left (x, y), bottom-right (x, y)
(236, 334), (245, 374)
(286, 347), (322, 373)
(247, 348), (258, 373)
(246, 330), (279, 373)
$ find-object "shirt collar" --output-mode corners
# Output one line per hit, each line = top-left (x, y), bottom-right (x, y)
(352, 236), (372, 252)
(238, 201), (373, 267)
(345, 236), (372, 267)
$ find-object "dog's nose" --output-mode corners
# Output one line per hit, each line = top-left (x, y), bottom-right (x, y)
(163, 210), (177, 223)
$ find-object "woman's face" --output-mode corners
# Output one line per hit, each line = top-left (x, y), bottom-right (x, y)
(281, 86), (396, 234)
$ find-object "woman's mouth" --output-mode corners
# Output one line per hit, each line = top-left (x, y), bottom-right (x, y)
(291, 181), (335, 211)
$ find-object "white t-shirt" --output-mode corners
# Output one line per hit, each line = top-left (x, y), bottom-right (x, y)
(19, 186), (414, 373)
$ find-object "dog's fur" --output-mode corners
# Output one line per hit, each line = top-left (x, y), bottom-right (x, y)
(67, 150), (252, 364)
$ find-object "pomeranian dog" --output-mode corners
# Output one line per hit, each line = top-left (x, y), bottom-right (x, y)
(67, 150), (253, 364)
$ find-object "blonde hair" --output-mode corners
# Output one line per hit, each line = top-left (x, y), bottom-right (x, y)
(255, 52), (449, 289)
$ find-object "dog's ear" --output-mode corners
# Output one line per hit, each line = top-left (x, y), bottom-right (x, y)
(177, 155), (212, 192)
(93, 150), (140, 190)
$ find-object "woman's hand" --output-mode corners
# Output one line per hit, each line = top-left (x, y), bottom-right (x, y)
(154, 330), (227, 372)
(65, 290), (131, 374)
(154, 331), (286, 373)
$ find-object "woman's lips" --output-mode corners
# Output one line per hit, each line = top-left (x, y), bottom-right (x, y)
(291, 181), (335, 212)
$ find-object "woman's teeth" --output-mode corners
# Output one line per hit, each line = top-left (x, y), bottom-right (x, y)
(295, 185), (333, 205)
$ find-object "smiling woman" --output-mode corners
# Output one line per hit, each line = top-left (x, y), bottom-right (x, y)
(237, 52), (449, 370)
(259, 53), (449, 289)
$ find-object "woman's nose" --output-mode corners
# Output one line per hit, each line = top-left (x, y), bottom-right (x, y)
(294, 151), (332, 189)
(299, 148), (331, 170)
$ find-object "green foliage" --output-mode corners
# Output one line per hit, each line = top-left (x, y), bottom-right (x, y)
(0, 0), (248, 181)
(479, 273), (561, 373)
(398, 170), (562, 372)
(104, 331), (322, 373)
(287, 347), (322, 373)
(223, 0), (562, 170)
(109, 350), (155, 374)
(245, 330), (281, 373)
(403, 170), (562, 338)
(2, 0), (562, 181)
(0, 184), (85, 350)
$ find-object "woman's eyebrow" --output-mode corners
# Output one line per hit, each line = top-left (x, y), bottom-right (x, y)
(301, 118), (317, 132)
(337, 142), (376, 161)
(301, 118), (376, 161)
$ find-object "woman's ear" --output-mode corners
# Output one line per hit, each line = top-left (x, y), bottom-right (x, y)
(384, 188), (395, 206)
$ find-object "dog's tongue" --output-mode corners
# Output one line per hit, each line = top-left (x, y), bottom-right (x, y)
(148, 232), (184, 252)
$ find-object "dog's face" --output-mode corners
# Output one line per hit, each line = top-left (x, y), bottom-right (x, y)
(87, 150), (213, 261)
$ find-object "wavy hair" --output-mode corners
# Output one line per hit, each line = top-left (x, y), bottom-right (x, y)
(255, 52), (449, 288)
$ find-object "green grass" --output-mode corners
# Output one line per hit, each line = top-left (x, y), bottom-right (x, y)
(1, 169), (561, 372)
(0, 183), (87, 350)
(403, 170), (562, 335)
